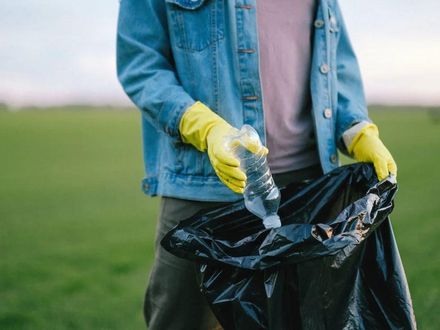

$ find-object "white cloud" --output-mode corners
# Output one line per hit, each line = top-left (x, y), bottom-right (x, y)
(0, 0), (129, 106)
(339, 0), (440, 105)
(0, 0), (439, 106)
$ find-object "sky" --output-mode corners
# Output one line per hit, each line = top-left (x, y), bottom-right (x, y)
(0, 0), (439, 107)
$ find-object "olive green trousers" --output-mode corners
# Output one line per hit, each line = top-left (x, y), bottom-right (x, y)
(144, 164), (322, 330)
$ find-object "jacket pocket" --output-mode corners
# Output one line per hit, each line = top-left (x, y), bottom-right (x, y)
(165, 0), (225, 52)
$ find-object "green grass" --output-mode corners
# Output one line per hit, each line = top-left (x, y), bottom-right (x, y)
(0, 106), (439, 329)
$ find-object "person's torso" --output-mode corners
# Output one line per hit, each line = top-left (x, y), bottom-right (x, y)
(256, 0), (319, 173)
(140, 0), (362, 200)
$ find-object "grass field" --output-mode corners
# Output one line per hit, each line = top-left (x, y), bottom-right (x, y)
(0, 106), (439, 329)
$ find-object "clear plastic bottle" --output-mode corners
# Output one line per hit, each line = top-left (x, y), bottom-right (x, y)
(225, 125), (282, 229)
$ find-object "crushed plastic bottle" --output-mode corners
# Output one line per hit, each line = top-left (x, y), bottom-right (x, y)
(225, 125), (281, 229)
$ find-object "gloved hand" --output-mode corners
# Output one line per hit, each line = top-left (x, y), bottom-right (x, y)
(348, 123), (397, 181)
(179, 101), (268, 193)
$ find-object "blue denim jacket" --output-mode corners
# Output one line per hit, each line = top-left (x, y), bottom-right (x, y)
(117, 0), (370, 202)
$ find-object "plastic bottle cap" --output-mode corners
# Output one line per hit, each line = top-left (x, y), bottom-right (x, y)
(263, 215), (282, 229)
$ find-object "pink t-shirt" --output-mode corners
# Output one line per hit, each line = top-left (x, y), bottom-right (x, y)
(256, 0), (320, 173)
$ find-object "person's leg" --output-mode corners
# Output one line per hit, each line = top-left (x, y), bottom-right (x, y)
(144, 163), (323, 329)
(144, 197), (227, 330)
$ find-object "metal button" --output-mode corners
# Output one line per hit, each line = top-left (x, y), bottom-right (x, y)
(238, 48), (256, 53)
(320, 64), (330, 74)
(242, 95), (259, 101)
(323, 108), (332, 119)
(314, 19), (325, 28)
(235, 4), (253, 9)
(143, 183), (149, 190)
(330, 154), (338, 163)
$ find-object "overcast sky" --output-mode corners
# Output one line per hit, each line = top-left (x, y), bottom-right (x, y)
(1, 0), (439, 107)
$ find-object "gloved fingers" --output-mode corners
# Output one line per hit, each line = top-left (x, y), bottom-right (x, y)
(217, 170), (246, 189)
(387, 158), (397, 177)
(215, 162), (247, 181)
(217, 171), (246, 191)
(242, 140), (269, 156)
(256, 145), (269, 156)
(210, 151), (246, 192)
(242, 141), (268, 155)
(217, 171), (245, 194)
(373, 158), (390, 181)
(213, 146), (240, 167)
(229, 137), (269, 156)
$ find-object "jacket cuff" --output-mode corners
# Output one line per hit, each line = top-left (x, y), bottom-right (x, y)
(342, 121), (371, 152)
(157, 96), (197, 139)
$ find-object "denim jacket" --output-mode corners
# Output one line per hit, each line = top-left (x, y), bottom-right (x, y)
(117, 0), (371, 202)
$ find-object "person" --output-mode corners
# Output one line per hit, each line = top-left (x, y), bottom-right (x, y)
(116, 0), (397, 328)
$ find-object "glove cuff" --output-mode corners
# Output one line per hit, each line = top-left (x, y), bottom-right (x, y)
(348, 123), (379, 155)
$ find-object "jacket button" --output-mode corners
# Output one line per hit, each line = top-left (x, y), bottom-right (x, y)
(314, 19), (325, 28)
(238, 48), (256, 53)
(143, 182), (149, 190)
(320, 64), (330, 74)
(330, 154), (338, 163)
(323, 108), (332, 119)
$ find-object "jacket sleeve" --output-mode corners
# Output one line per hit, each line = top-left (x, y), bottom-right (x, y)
(333, 2), (372, 153)
(117, 0), (196, 138)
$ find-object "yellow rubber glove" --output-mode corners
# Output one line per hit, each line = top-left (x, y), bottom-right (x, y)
(179, 101), (268, 193)
(348, 123), (397, 181)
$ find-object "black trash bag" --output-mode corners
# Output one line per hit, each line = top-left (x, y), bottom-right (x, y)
(161, 163), (417, 330)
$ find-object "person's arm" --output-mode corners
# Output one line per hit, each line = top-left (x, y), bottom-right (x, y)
(117, 0), (265, 193)
(333, 2), (370, 151)
(117, 0), (195, 138)
(334, 3), (397, 180)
